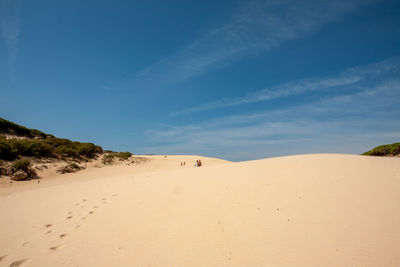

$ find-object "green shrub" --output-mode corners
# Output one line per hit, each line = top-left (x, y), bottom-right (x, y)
(0, 118), (48, 138)
(55, 145), (78, 158)
(13, 159), (30, 172)
(363, 143), (400, 156)
(32, 141), (53, 157)
(102, 154), (114, 165)
(76, 143), (100, 157)
(57, 162), (83, 174)
(0, 139), (17, 160)
(0, 118), (104, 161)
(0, 137), (104, 161)
(45, 138), (72, 147)
(115, 152), (132, 160)
(5, 139), (53, 158)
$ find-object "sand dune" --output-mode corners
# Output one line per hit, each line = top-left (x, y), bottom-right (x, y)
(0, 154), (399, 266)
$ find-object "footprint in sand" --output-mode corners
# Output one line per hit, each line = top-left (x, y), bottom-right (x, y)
(0, 255), (7, 262)
(75, 225), (80, 229)
(59, 233), (68, 238)
(82, 199), (87, 202)
(49, 245), (61, 251)
(44, 230), (52, 235)
(9, 259), (27, 267)
(45, 224), (52, 228)
(68, 211), (72, 215)
(88, 211), (94, 215)
(66, 216), (73, 220)
(94, 205), (99, 209)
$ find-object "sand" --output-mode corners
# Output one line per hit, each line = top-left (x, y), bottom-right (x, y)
(0, 154), (399, 266)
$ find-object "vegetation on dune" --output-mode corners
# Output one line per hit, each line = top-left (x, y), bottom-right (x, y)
(0, 118), (53, 139)
(102, 154), (114, 165)
(102, 152), (132, 165)
(57, 162), (84, 174)
(0, 136), (103, 161)
(12, 159), (31, 172)
(0, 117), (104, 161)
(115, 152), (132, 160)
(0, 117), (134, 180)
(362, 143), (400, 156)
(9, 159), (38, 181)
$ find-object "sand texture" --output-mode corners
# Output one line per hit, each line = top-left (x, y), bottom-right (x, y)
(0, 154), (399, 266)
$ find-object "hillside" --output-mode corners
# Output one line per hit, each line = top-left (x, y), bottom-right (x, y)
(363, 142), (400, 156)
(0, 118), (131, 180)
(0, 118), (103, 161)
(0, 118), (54, 139)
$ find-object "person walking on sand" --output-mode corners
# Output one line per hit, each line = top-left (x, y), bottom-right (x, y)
(194, 160), (198, 167)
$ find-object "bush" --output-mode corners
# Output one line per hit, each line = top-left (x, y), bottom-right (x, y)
(52, 140), (102, 159)
(0, 137), (104, 160)
(57, 162), (83, 174)
(102, 154), (114, 165)
(0, 118), (49, 138)
(56, 145), (78, 158)
(363, 143), (400, 156)
(5, 139), (53, 158)
(115, 152), (132, 160)
(0, 139), (17, 160)
(0, 118), (104, 161)
(76, 142), (102, 157)
(13, 159), (30, 172)
(32, 141), (53, 157)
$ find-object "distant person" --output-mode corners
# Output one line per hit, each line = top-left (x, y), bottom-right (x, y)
(183, 161), (185, 166)
(198, 160), (202, 167)
(194, 160), (198, 167)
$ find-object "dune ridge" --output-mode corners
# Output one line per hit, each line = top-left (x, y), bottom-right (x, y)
(0, 154), (399, 266)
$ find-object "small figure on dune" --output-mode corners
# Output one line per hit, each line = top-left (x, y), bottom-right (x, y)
(194, 160), (202, 167)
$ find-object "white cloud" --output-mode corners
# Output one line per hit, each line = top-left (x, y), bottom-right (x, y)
(142, 73), (400, 161)
(172, 57), (400, 115)
(123, 0), (374, 91)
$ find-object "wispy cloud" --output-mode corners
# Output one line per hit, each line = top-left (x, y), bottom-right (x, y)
(0, 0), (21, 83)
(172, 57), (400, 115)
(124, 0), (374, 91)
(142, 60), (400, 161)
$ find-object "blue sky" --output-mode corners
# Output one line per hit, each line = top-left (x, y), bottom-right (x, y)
(1, 0), (399, 161)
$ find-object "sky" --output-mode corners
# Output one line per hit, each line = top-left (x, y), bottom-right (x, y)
(1, 0), (399, 161)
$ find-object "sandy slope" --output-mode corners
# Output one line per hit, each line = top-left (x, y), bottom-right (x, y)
(0, 155), (227, 196)
(0, 154), (399, 266)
